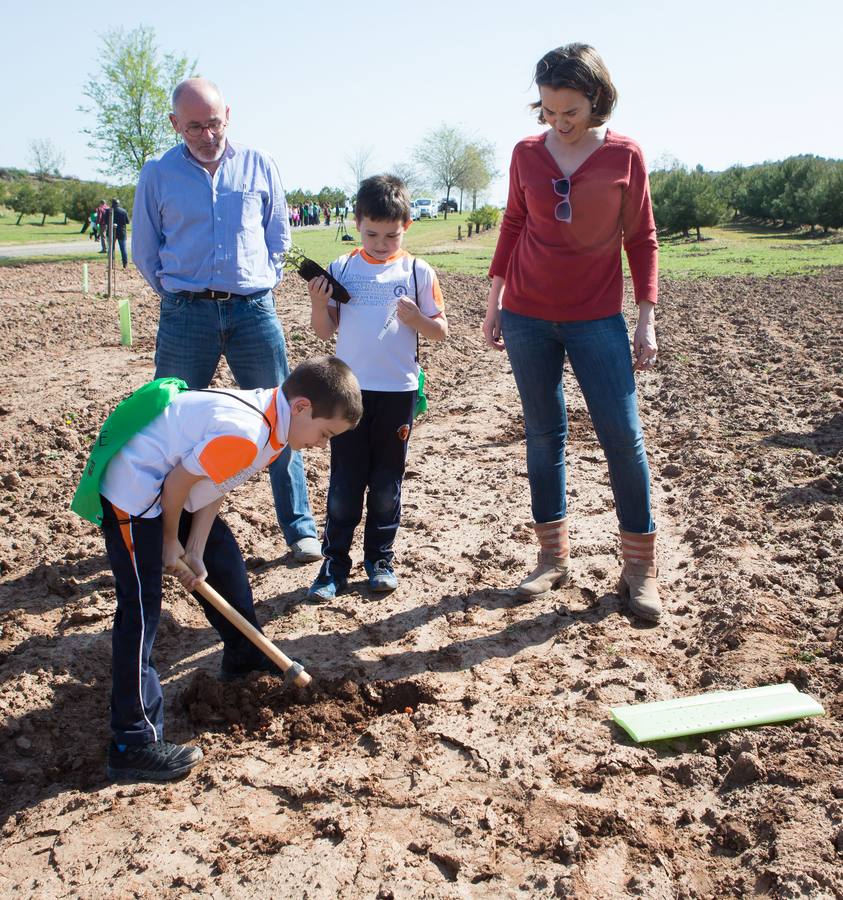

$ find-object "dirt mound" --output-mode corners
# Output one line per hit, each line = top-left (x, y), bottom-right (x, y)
(0, 262), (841, 897)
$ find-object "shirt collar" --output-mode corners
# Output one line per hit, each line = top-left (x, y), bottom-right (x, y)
(360, 248), (406, 266)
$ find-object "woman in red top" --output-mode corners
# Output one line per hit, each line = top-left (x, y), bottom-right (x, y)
(482, 43), (662, 621)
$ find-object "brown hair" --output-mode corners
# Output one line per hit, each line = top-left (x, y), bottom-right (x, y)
(530, 43), (617, 127)
(355, 174), (412, 223)
(283, 355), (363, 425)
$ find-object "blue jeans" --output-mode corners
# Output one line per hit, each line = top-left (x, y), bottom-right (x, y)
(502, 309), (654, 534)
(154, 289), (317, 546)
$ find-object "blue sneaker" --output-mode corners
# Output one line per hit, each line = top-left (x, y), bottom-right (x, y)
(307, 572), (346, 602)
(365, 559), (398, 593)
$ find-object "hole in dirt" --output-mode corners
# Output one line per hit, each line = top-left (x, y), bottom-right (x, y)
(180, 671), (438, 745)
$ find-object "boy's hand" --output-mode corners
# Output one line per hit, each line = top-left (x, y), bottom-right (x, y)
(163, 538), (204, 591)
(396, 296), (423, 329)
(179, 552), (208, 592)
(308, 275), (333, 306)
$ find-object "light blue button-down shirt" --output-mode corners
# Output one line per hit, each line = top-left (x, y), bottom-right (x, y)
(131, 141), (290, 295)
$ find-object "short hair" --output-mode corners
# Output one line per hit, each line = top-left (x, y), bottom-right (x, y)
(354, 174), (411, 223)
(530, 43), (617, 126)
(282, 355), (363, 425)
(171, 78), (225, 114)
(111, 198), (119, 206)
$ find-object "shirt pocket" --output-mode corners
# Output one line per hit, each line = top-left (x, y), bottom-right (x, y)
(232, 191), (266, 272)
(237, 190), (264, 228)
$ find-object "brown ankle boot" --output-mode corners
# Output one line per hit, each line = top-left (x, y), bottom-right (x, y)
(617, 529), (661, 622)
(516, 518), (570, 599)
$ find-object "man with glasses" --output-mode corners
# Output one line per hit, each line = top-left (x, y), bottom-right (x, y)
(131, 77), (321, 563)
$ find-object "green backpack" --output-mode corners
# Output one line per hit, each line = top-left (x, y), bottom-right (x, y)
(71, 377), (188, 526)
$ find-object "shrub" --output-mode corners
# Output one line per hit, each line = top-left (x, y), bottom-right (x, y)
(467, 205), (500, 229)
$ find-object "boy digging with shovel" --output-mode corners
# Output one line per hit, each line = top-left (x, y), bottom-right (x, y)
(72, 356), (362, 782)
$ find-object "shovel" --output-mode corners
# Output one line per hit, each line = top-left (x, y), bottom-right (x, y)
(173, 559), (311, 687)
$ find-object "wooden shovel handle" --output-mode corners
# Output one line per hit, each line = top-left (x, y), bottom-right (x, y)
(173, 559), (311, 687)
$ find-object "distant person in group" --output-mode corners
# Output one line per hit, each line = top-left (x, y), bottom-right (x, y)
(72, 356), (362, 782)
(88, 208), (99, 241)
(95, 199), (109, 252)
(481, 43), (662, 621)
(104, 198), (130, 268)
(131, 76), (323, 564)
(306, 174), (448, 600)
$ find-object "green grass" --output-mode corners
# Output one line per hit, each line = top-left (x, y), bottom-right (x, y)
(0, 252), (109, 268)
(292, 213), (497, 274)
(654, 223), (843, 278)
(3, 207), (840, 279)
(301, 217), (842, 278)
(0, 209), (93, 244)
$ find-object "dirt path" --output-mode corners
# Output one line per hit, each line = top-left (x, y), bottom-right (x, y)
(0, 264), (841, 898)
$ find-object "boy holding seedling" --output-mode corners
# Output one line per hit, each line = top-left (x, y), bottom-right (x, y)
(72, 356), (362, 782)
(307, 175), (448, 600)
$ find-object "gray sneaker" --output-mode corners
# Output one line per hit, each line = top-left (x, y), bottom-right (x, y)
(107, 740), (203, 782)
(291, 537), (322, 563)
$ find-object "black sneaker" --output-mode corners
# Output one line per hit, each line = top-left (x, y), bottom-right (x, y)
(106, 739), (203, 782)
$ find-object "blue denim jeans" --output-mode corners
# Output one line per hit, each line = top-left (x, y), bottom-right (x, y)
(502, 309), (654, 534)
(154, 289), (317, 546)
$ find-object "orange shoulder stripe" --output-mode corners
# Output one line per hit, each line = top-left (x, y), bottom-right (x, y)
(199, 436), (258, 484)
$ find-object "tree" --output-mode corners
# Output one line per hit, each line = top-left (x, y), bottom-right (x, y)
(28, 139), (65, 179)
(64, 181), (108, 231)
(813, 163), (843, 232)
(651, 166), (725, 239)
(316, 186), (347, 208)
(345, 145), (374, 195)
(413, 125), (473, 219)
(457, 140), (496, 211)
(80, 25), (195, 180)
(35, 182), (63, 225)
(9, 182), (39, 224)
(388, 162), (427, 198)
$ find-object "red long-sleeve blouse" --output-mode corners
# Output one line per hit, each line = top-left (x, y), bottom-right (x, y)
(489, 130), (659, 321)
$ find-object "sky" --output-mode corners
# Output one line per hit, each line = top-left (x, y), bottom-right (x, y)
(3, 0), (842, 204)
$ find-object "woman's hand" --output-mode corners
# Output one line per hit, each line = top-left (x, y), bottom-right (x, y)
(633, 301), (658, 371)
(482, 278), (506, 351)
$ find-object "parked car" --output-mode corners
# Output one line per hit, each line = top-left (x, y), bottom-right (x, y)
(438, 198), (458, 213)
(412, 198), (437, 219)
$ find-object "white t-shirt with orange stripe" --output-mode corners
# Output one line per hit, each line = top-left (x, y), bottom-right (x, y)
(100, 387), (289, 518)
(328, 249), (444, 391)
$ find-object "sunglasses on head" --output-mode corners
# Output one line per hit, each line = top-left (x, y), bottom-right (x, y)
(552, 177), (571, 223)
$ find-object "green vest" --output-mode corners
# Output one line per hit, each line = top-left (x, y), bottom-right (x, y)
(71, 377), (188, 526)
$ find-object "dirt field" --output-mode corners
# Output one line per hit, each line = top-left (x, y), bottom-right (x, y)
(0, 262), (841, 899)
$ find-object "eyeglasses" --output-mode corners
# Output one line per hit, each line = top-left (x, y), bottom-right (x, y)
(182, 120), (227, 138)
(552, 177), (571, 223)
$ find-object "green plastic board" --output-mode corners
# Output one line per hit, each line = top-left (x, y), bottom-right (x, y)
(610, 682), (824, 743)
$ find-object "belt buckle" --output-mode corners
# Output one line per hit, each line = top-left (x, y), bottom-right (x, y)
(209, 290), (232, 300)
